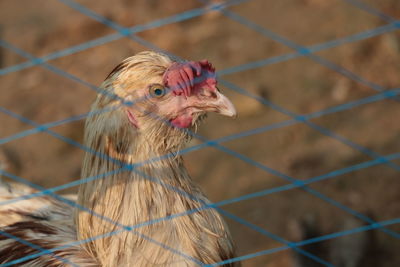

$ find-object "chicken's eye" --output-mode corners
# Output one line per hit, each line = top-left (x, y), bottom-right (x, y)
(149, 84), (166, 98)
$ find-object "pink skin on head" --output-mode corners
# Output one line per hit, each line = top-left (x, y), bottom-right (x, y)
(163, 60), (217, 97)
(127, 109), (139, 128)
(163, 60), (217, 128)
(170, 113), (193, 128)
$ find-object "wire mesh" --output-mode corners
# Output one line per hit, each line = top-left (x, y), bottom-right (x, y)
(0, 0), (399, 266)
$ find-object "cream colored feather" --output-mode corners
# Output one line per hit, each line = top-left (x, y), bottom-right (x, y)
(0, 51), (238, 267)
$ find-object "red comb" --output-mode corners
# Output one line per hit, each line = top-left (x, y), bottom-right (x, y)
(163, 60), (217, 97)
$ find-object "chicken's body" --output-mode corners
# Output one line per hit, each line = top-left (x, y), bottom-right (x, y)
(0, 52), (239, 266)
(0, 180), (95, 265)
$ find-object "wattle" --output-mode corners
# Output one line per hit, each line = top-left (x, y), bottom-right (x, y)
(170, 114), (193, 128)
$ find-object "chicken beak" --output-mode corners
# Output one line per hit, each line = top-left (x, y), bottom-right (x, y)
(200, 91), (237, 118)
(215, 91), (237, 117)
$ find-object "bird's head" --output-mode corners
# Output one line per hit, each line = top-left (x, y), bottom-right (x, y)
(90, 51), (236, 154)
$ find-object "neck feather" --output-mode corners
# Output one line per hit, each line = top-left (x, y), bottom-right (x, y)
(75, 113), (237, 266)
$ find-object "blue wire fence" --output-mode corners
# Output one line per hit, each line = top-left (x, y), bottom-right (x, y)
(0, 0), (399, 266)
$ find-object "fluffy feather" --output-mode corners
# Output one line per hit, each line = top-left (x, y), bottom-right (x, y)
(0, 179), (96, 266)
(0, 51), (238, 266)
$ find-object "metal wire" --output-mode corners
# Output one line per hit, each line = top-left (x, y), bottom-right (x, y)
(0, 0), (399, 266)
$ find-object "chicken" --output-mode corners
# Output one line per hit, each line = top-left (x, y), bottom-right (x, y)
(0, 51), (238, 266)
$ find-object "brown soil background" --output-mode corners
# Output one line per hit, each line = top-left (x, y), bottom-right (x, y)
(0, 0), (399, 266)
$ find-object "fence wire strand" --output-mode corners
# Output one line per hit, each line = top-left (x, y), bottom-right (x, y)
(0, 0), (399, 266)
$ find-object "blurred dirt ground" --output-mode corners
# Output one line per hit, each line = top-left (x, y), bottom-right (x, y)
(0, 0), (400, 266)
